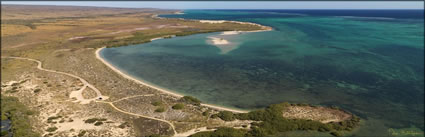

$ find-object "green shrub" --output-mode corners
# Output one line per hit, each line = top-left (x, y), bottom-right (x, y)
(1, 114), (7, 120)
(181, 96), (201, 105)
(46, 127), (58, 132)
(172, 103), (185, 110)
(94, 121), (103, 126)
(155, 107), (166, 113)
(189, 127), (247, 137)
(210, 114), (218, 119)
(1, 96), (40, 136)
(330, 131), (343, 136)
(202, 110), (210, 116)
(34, 89), (41, 93)
(84, 118), (98, 123)
(151, 101), (162, 106)
(1, 131), (8, 137)
(217, 111), (235, 121)
(232, 102), (359, 137)
(147, 134), (161, 137)
(77, 130), (86, 137)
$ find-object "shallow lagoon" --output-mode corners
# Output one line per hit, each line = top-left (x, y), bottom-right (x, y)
(101, 10), (424, 136)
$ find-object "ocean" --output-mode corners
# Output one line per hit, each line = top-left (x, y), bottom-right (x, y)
(100, 10), (424, 136)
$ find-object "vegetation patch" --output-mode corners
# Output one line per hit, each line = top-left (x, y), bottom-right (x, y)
(171, 103), (184, 110)
(181, 96), (201, 106)
(209, 102), (360, 137)
(190, 127), (248, 137)
(147, 134), (161, 137)
(212, 111), (235, 121)
(77, 130), (86, 137)
(202, 110), (210, 116)
(94, 121), (103, 126)
(155, 107), (166, 113)
(1, 96), (40, 137)
(84, 118), (107, 124)
(46, 127), (58, 132)
(151, 101), (162, 106)
(33, 88), (42, 93)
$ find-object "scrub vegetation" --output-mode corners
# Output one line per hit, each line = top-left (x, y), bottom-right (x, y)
(1, 96), (40, 137)
(202, 102), (360, 137)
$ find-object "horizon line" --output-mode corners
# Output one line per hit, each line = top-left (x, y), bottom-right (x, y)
(2, 4), (424, 10)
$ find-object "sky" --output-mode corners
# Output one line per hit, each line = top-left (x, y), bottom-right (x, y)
(1, 1), (423, 9)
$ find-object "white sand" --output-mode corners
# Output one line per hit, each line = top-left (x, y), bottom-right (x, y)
(199, 20), (227, 24)
(221, 31), (240, 35)
(68, 36), (86, 40)
(199, 20), (273, 32)
(150, 37), (163, 41)
(174, 11), (185, 15)
(95, 48), (248, 113)
(208, 37), (229, 45)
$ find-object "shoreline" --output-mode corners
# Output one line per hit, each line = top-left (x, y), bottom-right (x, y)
(152, 11), (273, 32)
(95, 48), (249, 113)
(94, 11), (274, 114)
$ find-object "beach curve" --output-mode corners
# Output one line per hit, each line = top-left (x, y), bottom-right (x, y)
(95, 48), (248, 113)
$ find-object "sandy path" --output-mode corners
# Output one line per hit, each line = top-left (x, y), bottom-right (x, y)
(1, 56), (213, 137)
(1, 56), (109, 104)
(96, 100), (178, 135)
(112, 94), (154, 103)
(2, 56), (213, 136)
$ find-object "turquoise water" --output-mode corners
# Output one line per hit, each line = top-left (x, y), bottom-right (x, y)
(101, 10), (424, 136)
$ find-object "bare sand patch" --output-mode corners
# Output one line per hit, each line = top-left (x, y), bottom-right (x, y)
(208, 37), (229, 45)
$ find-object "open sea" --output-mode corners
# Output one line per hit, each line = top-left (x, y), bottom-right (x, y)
(100, 10), (424, 136)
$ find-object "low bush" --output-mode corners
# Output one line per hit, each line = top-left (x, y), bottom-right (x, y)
(34, 89), (41, 93)
(94, 121), (103, 126)
(189, 127), (247, 137)
(151, 101), (162, 106)
(181, 96), (201, 106)
(202, 110), (210, 116)
(155, 107), (166, 113)
(213, 102), (360, 137)
(46, 127), (58, 132)
(216, 111), (235, 121)
(172, 103), (185, 110)
(77, 130), (86, 137)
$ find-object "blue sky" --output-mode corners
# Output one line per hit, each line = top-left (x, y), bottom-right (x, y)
(1, 1), (423, 9)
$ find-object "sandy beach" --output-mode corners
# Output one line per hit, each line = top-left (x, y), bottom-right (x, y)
(150, 37), (163, 41)
(95, 48), (248, 113)
(199, 20), (273, 31)
(220, 31), (240, 35)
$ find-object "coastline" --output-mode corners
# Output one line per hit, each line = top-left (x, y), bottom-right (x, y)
(93, 11), (274, 114)
(152, 11), (273, 32)
(95, 48), (249, 113)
